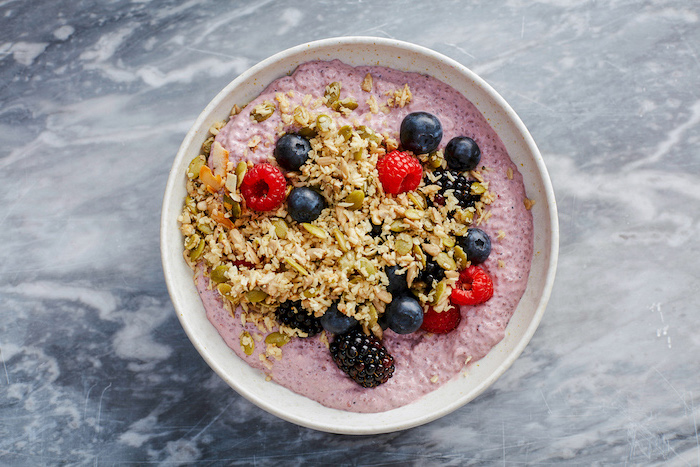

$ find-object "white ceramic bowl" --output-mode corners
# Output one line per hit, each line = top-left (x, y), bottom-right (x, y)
(161, 37), (558, 434)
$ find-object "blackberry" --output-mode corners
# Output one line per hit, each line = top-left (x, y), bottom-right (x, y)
(418, 257), (445, 287)
(275, 300), (322, 337)
(329, 328), (395, 388)
(427, 169), (481, 209)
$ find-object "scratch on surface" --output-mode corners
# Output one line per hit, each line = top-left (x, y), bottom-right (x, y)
(191, 398), (235, 441)
(653, 367), (689, 412)
(96, 382), (112, 433)
(444, 42), (476, 60)
(84, 383), (97, 418)
(540, 389), (553, 415)
(692, 391), (700, 466)
(0, 347), (8, 384)
(183, 46), (241, 60)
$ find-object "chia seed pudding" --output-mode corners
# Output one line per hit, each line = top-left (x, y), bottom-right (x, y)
(178, 60), (534, 413)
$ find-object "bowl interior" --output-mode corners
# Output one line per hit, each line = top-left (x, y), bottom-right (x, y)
(161, 37), (558, 434)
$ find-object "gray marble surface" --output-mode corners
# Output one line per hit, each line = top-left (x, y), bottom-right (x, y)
(1, 0), (699, 464)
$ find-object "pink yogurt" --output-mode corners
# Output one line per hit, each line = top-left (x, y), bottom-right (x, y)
(198, 60), (533, 413)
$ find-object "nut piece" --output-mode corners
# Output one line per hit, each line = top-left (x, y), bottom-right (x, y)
(361, 73), (373, 92)
(250, 101), (275, 122)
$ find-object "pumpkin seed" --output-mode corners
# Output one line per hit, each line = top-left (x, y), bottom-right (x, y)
(332, 228), (349, 253)
(235, 161), (247, 188)
(441, 236), (456, 248)
(285, 258), (308, 276)
(324, 81), (341, 105)
(210, 265), (228, 283)
(454, 245), (468, 269)
(217, 283), (232, 296)
(407, 192), (426, 210)
(395, 239), (412, 256)
(431, 280), (447, 305)
(185, 196), (197, 213)
(301, 223), (327, 239)
(196, 218), (213, 235)
(358, 257), (377, 277)
(298, 126), (317, 139)
(332, 97), (358, 112)
(229, 200), (241, 219)
(405, 208), (422, 220)
(345, 190), (364, 210)
(471, 182), (486, 195)
(245, 289), (268, 303)
(265, 332), (290, 347)
(338, 125), (353, 141)
(435, 252), (457, 271)
(316, 114), (332, 133)
(390, 219), (407, 232)
(201, 136), (215, 156)
(413, 244), (427, 267)
(250, 101), (275, 122)
(240, 331), (254, 356)
(184, 234), (199, 250)
(357, 125), (382, 144)
(189, 240), (205, 261)
(272, 219), (288, 239)
(187, 156), (205, 180)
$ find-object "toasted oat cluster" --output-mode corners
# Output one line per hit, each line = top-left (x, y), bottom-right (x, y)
(177, 78), (495, 345)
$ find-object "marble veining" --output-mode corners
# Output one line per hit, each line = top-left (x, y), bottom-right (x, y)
(1, 0), (699, 464)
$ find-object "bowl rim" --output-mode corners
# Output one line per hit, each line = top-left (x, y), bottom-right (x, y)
(161, 36), (559, 434)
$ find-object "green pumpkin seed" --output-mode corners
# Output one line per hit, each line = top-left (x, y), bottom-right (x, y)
(441, 236), (456, 248)
(273, 219), (288, 239)
(265, 332), (290, 347)
(235, 161), (247, 188)
(201, 137), (215, 156)
(407, 192), (426, 210)
(390, 219), (407, 232)
(338, 125), (353, 141)
(333, 228), (349, 253)
(302, 289), (316, 299)
(395, 238), (413, 256)
(471, 182), (486, 195)
(187, 156), (205, 180)
(435, 252), (456, 271)
(184, 234), (200, 250)
(189, 240), (205, 261)
(324, 81), (341, 105)
(413, 244), (426, 267)
(197, 218), (213, 235)
(285, 258), (309, 276)
(293, 106), (310, 125)
(454, 245), (468, 269)
(358, 257), (377, 277)
(185, 196), (197, 213)
(431, 280), (447, 305)
(428, 152), (443, 169)
(357, 125), (382, 144)
(250, 101), (275, 122)
(245, 289), (268, 303)
(332, 97), (358, 112)
(217, 283), (232, 296)
(210, 265), (228, 283)
(316, 114), (332, 133)
(298, 126), (317, 139)
(345, 190), (364, 210)
(405, 208), (422, 220)
(229, 200), (241, 219)
(240, 331), (254, 355)
(301, 223), (327, 239)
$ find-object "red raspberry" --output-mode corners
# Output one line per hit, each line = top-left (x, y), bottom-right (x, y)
(421, 305), (461, 334)
(450, 265), (494, 306)
(376, 150), (423, 195)
(240, 163), (286, 211)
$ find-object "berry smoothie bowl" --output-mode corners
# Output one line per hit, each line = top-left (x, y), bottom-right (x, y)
(161, 37), (558, 434)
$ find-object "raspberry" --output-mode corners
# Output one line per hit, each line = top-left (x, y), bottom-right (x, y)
(376, 150), (423, 195)
(240, 163), (286, 211)
(275, 300), (323, 337)
(421, 305), (461, 334)
(330, 328), (395, 388)
(450, 265), (494, 306)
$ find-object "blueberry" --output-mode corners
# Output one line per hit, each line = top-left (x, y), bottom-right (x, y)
(287, 187), (326, 223)
(399, 112), (443, 155)
(320, 303), (357, 334)
(445, 136), (481, 172)
(274, 134), (311, 171)
(385, 295), (424, 334)
(385, 265), (409, 297)
(458, 228), (491, 264)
